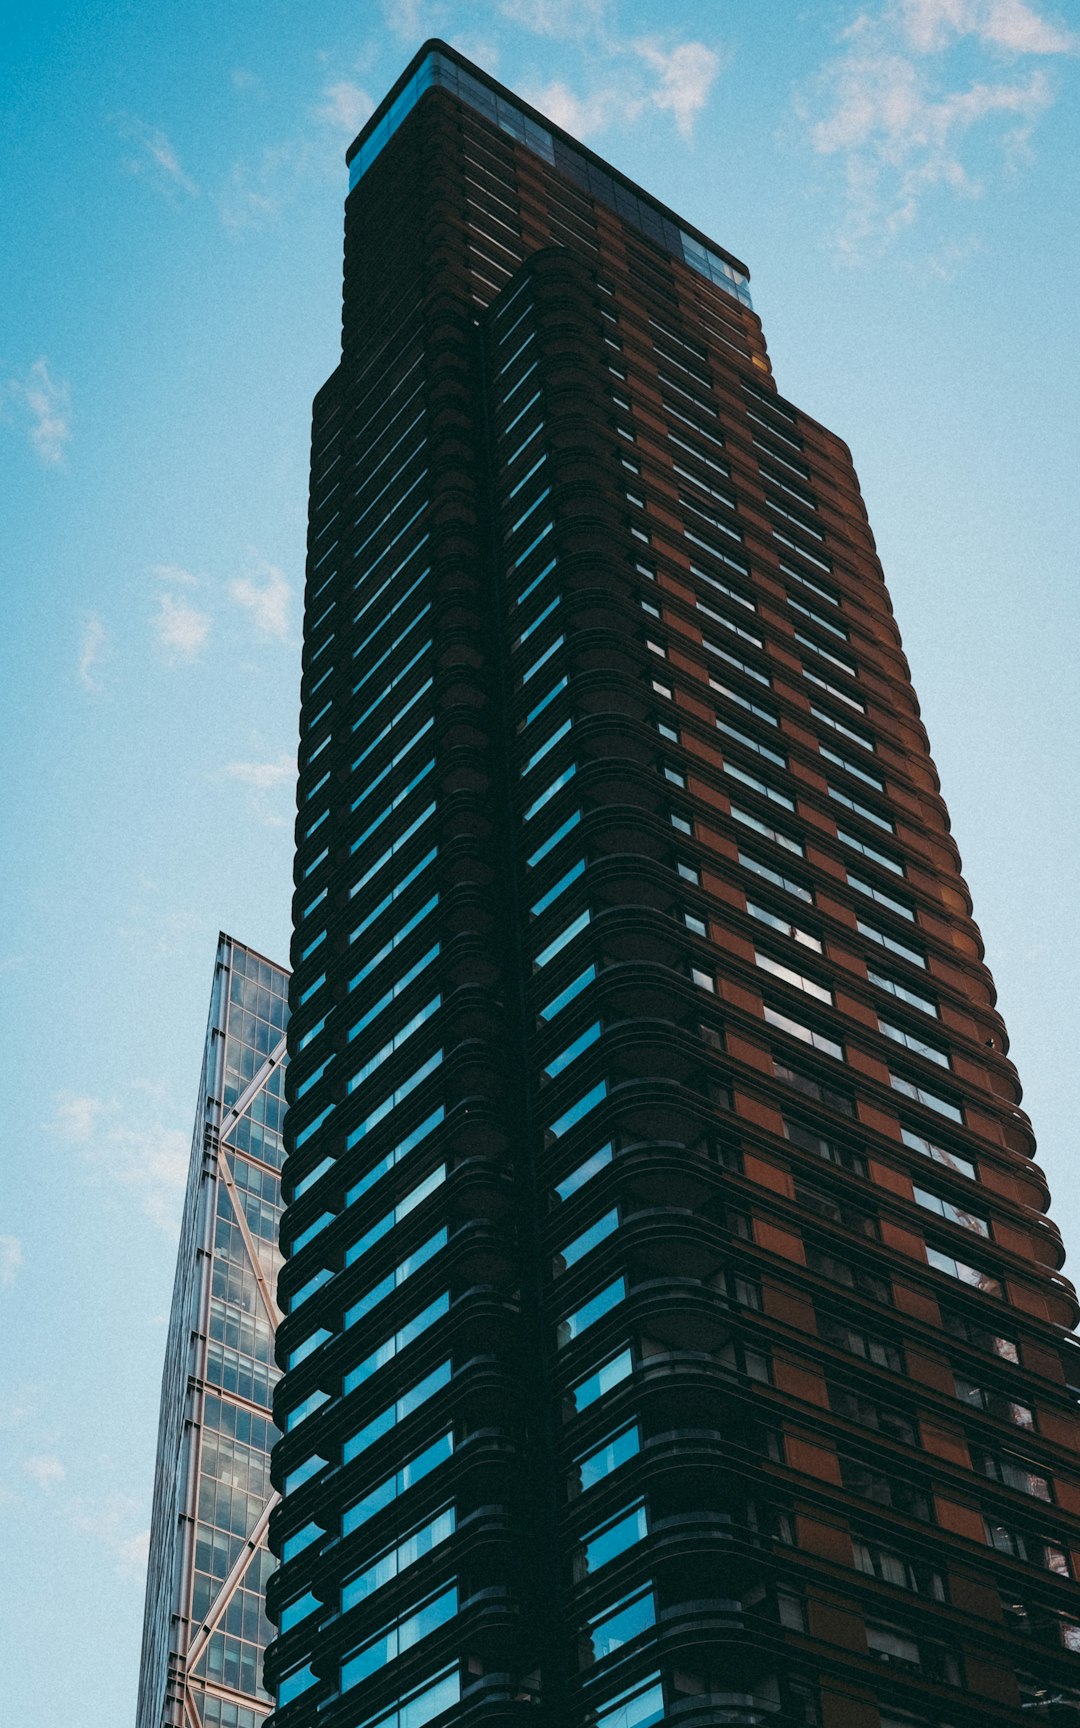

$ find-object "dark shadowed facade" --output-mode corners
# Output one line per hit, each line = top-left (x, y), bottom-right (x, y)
(265, 43), (1080, 1728)
(138, 935), (289, 1728)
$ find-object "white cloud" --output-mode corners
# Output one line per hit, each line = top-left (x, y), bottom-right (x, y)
(7, 359), (71, 466)
(52, 1094), (103, 1142)
(111, 114), (199, 198)
(520, 15), (725, 143)
(897, 0), (1076, 53)
(314, 79), (375, 137)
(23, 1454), (65, 1491)
(632, 38), (724, 139)
(525, 78), (635, 138)
(381, 0), (452, 44)
(221, 752), (295, 791)
(0, 1236), (22, 1289)
(497, 0), (610, 36)
(154, 591), (212, 659)
(51, 1087), (190, 1236)
(219, 751), (295, 825)
(802, 0), (1072, 252)
(78, 615), (106, 693)
(150, 563), (211, 659)
(71, 1492), (151, 1577)
(229, 560), (292, 640)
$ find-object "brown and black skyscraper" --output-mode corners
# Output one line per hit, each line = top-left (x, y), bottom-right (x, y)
(266, 43), (1080, 1728)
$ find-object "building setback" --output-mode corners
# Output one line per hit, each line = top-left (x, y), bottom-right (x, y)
(265, 42), (1080, 1728)
(138, 935), (289, 1728)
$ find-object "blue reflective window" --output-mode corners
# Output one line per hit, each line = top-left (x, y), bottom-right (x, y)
(580, 1501), (647, 1575)
(346, 1106), (445, 1207)
(280, 1589), (321, 1633)
(343, 1360), (452, 1464)
(277, 1662), (317, 1706)
(535, 907), (590, 969)
(595, 1673), (665, 1728)
(544, 1020), (601, 1081)
(348, 946), (439, 1039)
(521, 675), (568, 728)
(521, 632), (564, 684)
(341, 1587), (458, 1694)
(350, 846), (437, 942)
(575, 1422), (640, 1493)
(568, 1347), (633, 1413)
(527, 809), (581, 870)
(345, 1049), (443, 1148)
(522, 715), (571, 775)
(739, 850), (812, 903)
(554, 1140), (612, 1201)
(343, 1233), (447, 1332)
(347, 996), (441, 1093)
(557, 1206), (618, 1272)
(343, 1430), (453, 1536)
(531, 860), (585, 919)
(540, 964), (596, 1024)
(341, 1506), (455, 1613)
(547, 1080), (607, 1143)
(559, 1278), (625, 1348)
(586, 1586), (656, 1663)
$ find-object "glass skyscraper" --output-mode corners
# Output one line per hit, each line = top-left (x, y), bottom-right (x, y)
(138, 934), (290, 1728)
(265, 42), (1080, 1728)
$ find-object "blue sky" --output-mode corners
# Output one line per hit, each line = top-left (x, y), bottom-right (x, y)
(1, 1), (1077, 1720)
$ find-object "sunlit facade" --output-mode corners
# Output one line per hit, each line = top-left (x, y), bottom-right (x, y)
(137, 934), (289, 1728)
(266, 42), (1080, 1728)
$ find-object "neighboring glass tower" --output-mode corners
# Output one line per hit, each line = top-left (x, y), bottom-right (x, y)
(138, 934), (289, 1728)
(266, 42), (1080, 1728)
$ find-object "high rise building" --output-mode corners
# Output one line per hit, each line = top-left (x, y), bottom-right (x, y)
(138, 934), (290, 1728)
(266, 41), (1080, 1728)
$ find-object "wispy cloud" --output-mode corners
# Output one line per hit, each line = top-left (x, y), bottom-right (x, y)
(314, 79), (375, 137)
(0, 1236), (22, 1289)
(78, 615), (106, 693)
(7, 359), (71, 466)
(219, 72), (373, 233)
(511, 8), (726, 143)
(151, 564), (211, 661)
(802, 0), (1076, 253)
(50, 1085), (190, 1235)
(23, 1454), (65, 1491)
(71, 1491), (150, 1577)
(632, 37), (724, 140)
(229, 559), (292, 640)
(381, 0), (453, 44)
(111, 114), (199, 198)
(218, 751), (295, 825)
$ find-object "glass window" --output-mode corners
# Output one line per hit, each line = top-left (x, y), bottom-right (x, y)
(583, 1586), (656, 1665)
(926, 1244), (1001, 1296)
(578, 1501), (647, 1577)
(913, 1185), (988, 1236)
(553, 1141), (613, 1203)
(557, 1207), (618, 1273)
(559, 1278), (626, 1347)
(901, 1126), (974, 1183)
(572, 1423), (640, 1496)
(765, 1003), (842, 1060)
(568, 1348), (633, 1414)
(341, 1587), (457, 1692)
(880, 1020), (949, 1068)
(756, 951), (831, 1003)
(891, 1074), (963, 1123)
(541, 964), (597, 1023)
